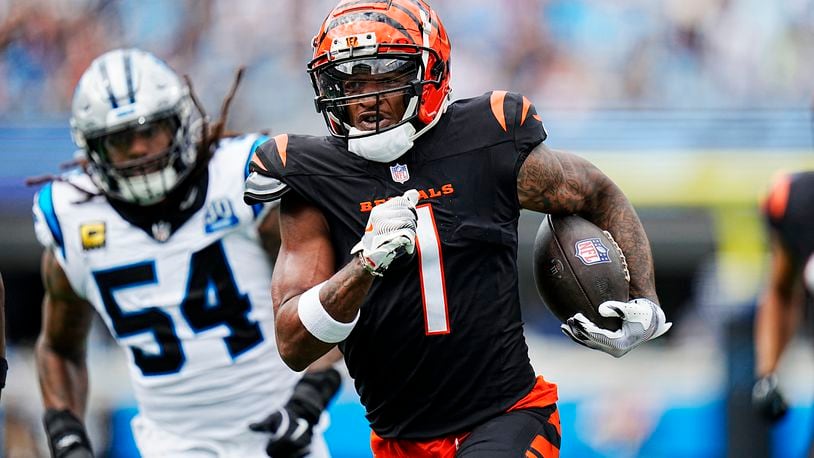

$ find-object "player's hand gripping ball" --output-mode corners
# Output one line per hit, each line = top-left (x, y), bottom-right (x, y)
(533, 214), (630, 331)
(533, 214), (671, 357)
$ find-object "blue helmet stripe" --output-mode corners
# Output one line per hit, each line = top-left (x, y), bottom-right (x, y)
(124, 51), (135, 104)
(37, 182), (66, 259)
(245, 135), (270, 218)
(97, 59), (119, 109)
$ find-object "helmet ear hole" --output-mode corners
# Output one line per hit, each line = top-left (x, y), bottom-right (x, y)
(431, 60), (445, 79)
(430, 60), (446, 88)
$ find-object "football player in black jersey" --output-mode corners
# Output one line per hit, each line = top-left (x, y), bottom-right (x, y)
(753, 172), (814, 455)
(245, 1), (671, 456)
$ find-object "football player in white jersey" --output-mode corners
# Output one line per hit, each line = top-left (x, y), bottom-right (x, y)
(32, 48), (341, 458)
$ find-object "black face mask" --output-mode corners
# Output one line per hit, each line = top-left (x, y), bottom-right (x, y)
(85, 114), (195, 206)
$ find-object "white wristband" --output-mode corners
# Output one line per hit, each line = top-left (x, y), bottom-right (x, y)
(297, 281), (359, 343)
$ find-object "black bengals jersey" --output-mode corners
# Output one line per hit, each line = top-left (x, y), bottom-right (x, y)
(764, 171), (814, 292)
(249, 91), (555, 439)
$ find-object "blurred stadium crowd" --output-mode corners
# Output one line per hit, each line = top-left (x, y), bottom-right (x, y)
(1, 0), (814, 124)
(2, 0), (814, 457)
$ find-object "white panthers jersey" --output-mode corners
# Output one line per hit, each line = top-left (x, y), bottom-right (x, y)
(33, 134), (300, 440)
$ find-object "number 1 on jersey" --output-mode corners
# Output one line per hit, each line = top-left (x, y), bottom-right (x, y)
(415, 204), (450, 334)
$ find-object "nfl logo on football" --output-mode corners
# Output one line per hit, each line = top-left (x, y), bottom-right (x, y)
(574, 238), (611, 265)
(389, 163), (410, 183)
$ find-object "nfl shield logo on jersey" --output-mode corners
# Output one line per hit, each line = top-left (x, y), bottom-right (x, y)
(151, 221), (172, 243)
(389, 163), (410, 183)
(574, 238), (611, 265)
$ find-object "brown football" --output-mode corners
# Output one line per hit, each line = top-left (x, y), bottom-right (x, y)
(532, 214), (629, 331)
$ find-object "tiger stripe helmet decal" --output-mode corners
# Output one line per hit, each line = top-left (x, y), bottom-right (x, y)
(308, 0), (452, 136)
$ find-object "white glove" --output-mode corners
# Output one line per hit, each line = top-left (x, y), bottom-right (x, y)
(351, 189), (419, 276)
(560, 298), (672, 358)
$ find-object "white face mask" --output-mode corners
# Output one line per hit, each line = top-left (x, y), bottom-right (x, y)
(347, 122), (417, 163)
(92, 165), (180, 205)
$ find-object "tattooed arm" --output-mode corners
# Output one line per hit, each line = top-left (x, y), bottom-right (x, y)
(518, 143), (670, 356)
(517, 143), (658, 303)
(35, 250), (94, 417)
(272, 191), (374, 371)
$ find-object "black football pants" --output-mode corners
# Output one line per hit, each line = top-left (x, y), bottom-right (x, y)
(456, 405), (561, 458)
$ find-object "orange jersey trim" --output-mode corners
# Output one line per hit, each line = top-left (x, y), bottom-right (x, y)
(250, 153), (268, 173)
(274, 134), (289, 167)
(490, 90), (508, 132)
(521, 96), (533, 126)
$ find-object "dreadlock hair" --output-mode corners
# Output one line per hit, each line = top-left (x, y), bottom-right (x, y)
(24, 154), (98, 204)
(187, 66), (246, 174)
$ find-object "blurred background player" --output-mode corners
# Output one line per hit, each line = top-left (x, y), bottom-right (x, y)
(753, 171), (814, 455)
(0, 273), (7, 402)
(245, 1), (670, 456)
(32, 48), (340, 458)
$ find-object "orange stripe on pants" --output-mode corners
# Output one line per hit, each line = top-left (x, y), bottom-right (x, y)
(529, 434), (559, 458)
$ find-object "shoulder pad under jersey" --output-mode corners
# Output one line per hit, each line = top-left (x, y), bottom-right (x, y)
(244, 171), (289, 204)
(243, 134), (289, 204)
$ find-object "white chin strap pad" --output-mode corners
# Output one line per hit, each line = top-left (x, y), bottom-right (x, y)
(347, 122), (417, 163)
(346, 96), (450, 164)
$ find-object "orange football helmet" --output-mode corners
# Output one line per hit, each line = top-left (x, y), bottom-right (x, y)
(308, 0), (451, 138)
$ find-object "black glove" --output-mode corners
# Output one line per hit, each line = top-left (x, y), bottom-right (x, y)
(250, 368), (342, 458)
(752, 374), (788, 423)
(43, 409), (94, 458)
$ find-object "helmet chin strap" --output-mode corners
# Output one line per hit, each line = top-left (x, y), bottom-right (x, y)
(348, 122), (416, 163)
(347, 95), (449, 163)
